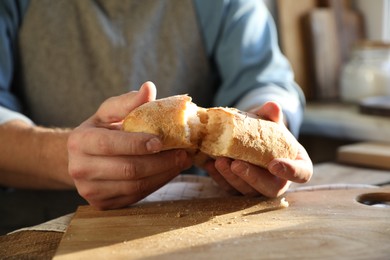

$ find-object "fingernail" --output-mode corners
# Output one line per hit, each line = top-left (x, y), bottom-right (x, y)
(146, 137), (162, 152)
(176, 150), (187, 167)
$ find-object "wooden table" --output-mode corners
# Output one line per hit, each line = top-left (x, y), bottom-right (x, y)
(0, 230), (63, 259)
(1, 162), (390, 259)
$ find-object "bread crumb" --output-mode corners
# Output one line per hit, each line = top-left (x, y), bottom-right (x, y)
(280, 197), (289, 208)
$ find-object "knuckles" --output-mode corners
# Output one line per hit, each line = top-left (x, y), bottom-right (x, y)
(67, 127), (94, 153)
(122, 162), (137, 180)
(68, 163), (87, 180)
(67, 130), (82, 153)
(77, 185), (98, 201)
(95, 133), (114, 155)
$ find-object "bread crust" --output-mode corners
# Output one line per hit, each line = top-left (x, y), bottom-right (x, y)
(122, 95), (198, 150)
(122, 95), (298, 168)
(200, 107), (298, 168)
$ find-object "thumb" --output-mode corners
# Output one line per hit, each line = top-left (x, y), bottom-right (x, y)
(94, 81), (157, 124)
(125, 81), (157, 112)
(256, 101), (284, 125)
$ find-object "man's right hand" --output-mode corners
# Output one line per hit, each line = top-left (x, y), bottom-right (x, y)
(67, 82), (192, 209)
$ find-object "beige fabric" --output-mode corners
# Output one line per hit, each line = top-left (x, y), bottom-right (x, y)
(18, 0), (215, 127)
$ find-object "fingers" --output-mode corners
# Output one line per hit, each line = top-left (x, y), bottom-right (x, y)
(215, 157), (290, 198)
(77, 164), (182, 210)
(68, 127), (163, 156)
(225, 143), (312, 196)
(204, 101), (312, 198)
(93, 81), (157, 125)
(218, 143), (312, 197)
(203, 160), (239, 195)
(214, 158), (259, 196)
(255, 101), (284, 124)
(268, 143), (313, 184)
(67, 81), (200, 209)
(230, 160), (290, 198)
(69, 150), (192, 181)
(70, 149), (192, 210)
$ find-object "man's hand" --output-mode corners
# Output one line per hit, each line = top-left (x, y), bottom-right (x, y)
(204, 101), (313, 198)
(67, 82), (192, 209)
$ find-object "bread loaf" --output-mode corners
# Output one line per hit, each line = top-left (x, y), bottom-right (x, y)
(122, 95), (298, 168)
(122, 95), (203, 151)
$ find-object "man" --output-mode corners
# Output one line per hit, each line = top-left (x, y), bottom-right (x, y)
(0, 0), (312, 214)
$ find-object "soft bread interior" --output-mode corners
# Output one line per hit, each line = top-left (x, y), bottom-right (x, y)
(200, 108), (233, 156)
(183, 101), (199, 144)
(184, 102), (207, 148)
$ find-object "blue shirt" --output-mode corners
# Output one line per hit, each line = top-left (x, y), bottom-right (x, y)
(0, 0), (305, 136)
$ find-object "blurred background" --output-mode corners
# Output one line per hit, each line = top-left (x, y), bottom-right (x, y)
(266, 0), (390, 165)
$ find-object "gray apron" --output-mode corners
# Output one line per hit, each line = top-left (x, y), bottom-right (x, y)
(18, 0), (215, 127)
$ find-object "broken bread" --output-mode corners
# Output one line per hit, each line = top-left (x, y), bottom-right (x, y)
(122, 95), (298, 169)
(200, 107), (298, 168)
(122, 95), (203, 151)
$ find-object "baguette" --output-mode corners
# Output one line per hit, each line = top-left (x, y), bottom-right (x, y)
(122, 95), (298, 168)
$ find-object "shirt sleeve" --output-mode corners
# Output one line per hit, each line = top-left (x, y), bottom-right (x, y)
(0, 0), (32, 125)
(193, 0), (305, 137)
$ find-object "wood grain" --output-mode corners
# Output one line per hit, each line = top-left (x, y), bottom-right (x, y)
(319, 0), (365, 63)
(305, 8), (341, 99)
(0, 231), (63, 259)
(277, 0), (317, 99)
(54, 188), (390, 259)
(277, 0), (364, 100)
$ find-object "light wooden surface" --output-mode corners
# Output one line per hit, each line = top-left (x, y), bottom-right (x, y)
(277, 0), (365, 101)
(277, 0), (317, 99)
(54, 187), (390, 259)
(337, 142), (390, 170)
(1, 162), (389, 259)
(305, 8), (340, 99)
(292, 162), (390, 189)
(320, 0), (365, 64)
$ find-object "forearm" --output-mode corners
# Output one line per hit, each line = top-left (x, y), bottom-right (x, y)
(0, 120), (75, 189)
